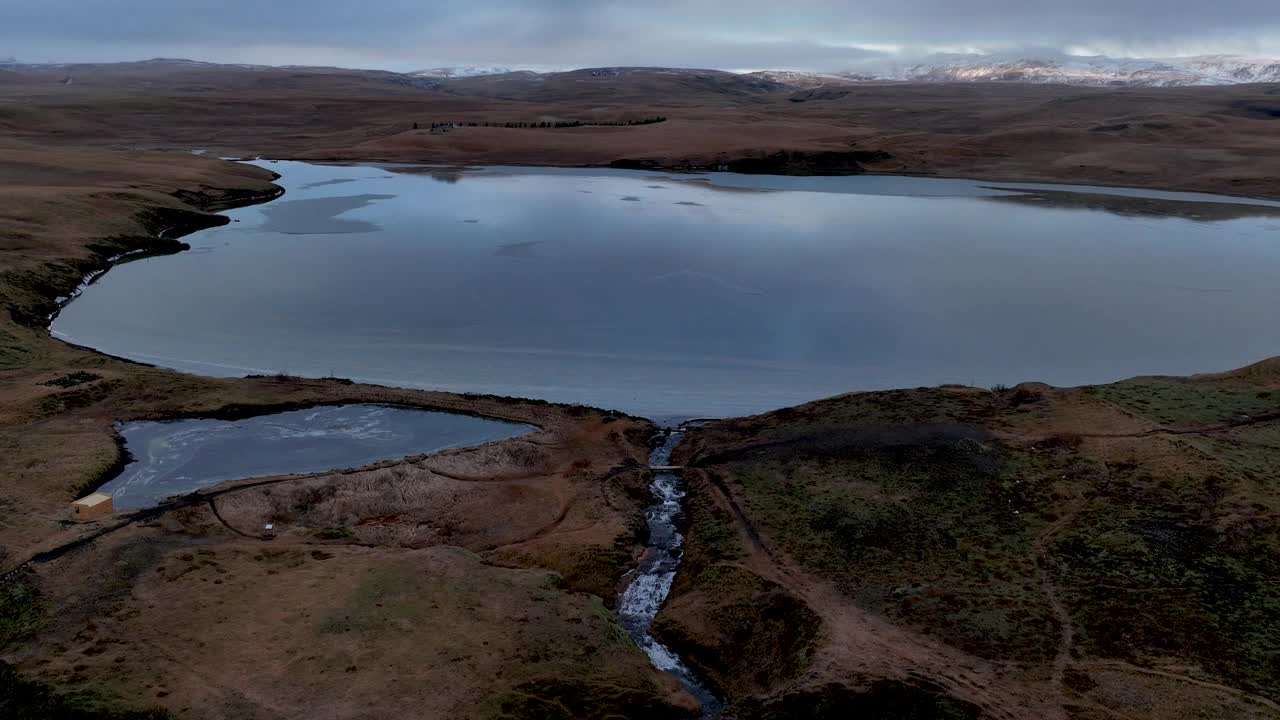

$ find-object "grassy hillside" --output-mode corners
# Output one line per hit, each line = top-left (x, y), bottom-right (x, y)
(669, 373), (1280, 718)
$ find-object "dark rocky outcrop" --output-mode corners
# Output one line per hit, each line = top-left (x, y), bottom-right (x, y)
(722, 150), (893, 175)
(725, 679), (983, 720)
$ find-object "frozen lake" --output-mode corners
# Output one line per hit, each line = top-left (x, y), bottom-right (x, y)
(54, 160), (1280, 421)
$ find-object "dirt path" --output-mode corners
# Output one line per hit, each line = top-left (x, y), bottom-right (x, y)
(701, 469), (771, 557)
(1080, 660), (1280, 714)
(207, 498), (266, 540)
(1072, 407), (1280, 440)
(415, 464), (545, 483)
(1032, 482), (1088, 690)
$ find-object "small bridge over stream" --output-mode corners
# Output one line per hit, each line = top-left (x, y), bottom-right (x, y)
(649, 465), (683, 472)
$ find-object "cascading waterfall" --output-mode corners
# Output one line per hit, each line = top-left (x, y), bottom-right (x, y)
(616, 428), (723, 716)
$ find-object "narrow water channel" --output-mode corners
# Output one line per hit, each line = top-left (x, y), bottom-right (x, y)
(617, 429), (723, 716)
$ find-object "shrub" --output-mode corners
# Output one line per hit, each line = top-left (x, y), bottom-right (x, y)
(0, 661), (173, 719)
(1009, 387), (1041, 406)
(315, 527), (354, 540)
(40, 371), (101, 388)
(0, 576), (43, 651)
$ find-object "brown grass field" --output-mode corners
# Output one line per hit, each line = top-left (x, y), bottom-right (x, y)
(2, 61), (1278, 199)
(0, 60), (1277, 719)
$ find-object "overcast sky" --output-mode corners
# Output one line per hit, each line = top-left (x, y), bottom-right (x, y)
(2, 0), (1277, 70)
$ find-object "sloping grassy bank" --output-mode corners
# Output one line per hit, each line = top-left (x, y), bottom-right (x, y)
(664, 375), (1280, 718)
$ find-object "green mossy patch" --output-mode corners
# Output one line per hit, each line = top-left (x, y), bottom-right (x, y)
(1090, 378), (1280, 428)
(0, 327), (34, 370)
(0, 661), (172, 720)
(1052, 459), (1280, 695)
(314, 526), (354, 540)
(729, 438), (1058, 662)
(1185, 424), (1280, 480)
(0, 574), (45, 651)
(674, 477), (743, 581)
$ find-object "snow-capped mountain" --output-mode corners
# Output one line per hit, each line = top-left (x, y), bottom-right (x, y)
(746, 70), (853, 89)
(747, 54), (1280, 88)
(408, 66), (517, 79)
(1174, 55), (1280, 84)
(5, 55), (1276, 88)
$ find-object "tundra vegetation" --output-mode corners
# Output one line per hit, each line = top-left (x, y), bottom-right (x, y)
(0, 61), (1278, 719)
(665, 374), (1280, 718)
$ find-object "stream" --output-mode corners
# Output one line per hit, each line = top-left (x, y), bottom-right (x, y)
(617, 428), (723, 716)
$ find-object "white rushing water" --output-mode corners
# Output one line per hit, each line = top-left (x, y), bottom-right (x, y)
(616, 430), (723, 715)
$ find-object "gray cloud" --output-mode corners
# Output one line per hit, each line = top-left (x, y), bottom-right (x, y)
(1, 0), (1276, 69)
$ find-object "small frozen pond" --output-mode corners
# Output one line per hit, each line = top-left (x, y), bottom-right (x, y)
(97, 404), (533, 509)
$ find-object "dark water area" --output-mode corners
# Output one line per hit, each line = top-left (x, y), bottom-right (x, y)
(617, 430), (722, 715)
(98, 404), (532, 509)
(53, 160), (1280, 420)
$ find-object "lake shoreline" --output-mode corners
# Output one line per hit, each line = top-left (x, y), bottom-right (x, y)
(0, 149), (665, 559)
(51, 157), (1280, 419)
(269, 154), (1280, 206)
(24, 155), (1280, 426)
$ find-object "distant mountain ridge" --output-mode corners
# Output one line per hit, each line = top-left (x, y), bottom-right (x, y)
(4, 55), (1278, 88)
(750, 54), (1280, 88)
(409, 66), (522, 79)
(409, 54), (1280, 88)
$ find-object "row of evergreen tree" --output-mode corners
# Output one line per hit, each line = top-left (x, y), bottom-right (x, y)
(417, 117), (666, 130)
